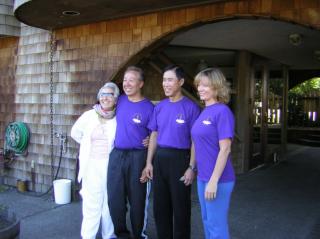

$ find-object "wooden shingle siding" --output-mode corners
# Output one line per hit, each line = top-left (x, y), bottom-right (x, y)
(0, 36), (17, 151)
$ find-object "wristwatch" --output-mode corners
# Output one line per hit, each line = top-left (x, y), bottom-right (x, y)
(188, 164), (197, 172)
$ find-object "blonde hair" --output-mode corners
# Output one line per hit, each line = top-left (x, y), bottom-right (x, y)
(194, 67), (231, 104)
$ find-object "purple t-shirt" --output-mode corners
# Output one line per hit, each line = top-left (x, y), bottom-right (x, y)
(191, 103), (235, 182)
(115, 95), (154, 149)
(148, 97), (200, 149)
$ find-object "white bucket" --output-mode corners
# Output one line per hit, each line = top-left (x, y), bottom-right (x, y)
(53, 179), (72, 204)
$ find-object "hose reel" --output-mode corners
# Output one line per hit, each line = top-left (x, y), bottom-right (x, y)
(5, 122), (30, 155)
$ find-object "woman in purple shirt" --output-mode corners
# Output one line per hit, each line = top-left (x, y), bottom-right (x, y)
(191, 68), (235, 239)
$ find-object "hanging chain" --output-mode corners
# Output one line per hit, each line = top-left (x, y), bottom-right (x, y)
(49, 31), (56, 183)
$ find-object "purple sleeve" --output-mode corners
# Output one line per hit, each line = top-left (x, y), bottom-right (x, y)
(147, 103), (155, 134)
(147, 105), (158, 131)
(216, 107), (234, 140)
(115, 95), (124, 113)
(190, 104), (201, 127)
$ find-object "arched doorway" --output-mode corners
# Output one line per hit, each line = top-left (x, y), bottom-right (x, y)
(111, 17), (320, 173)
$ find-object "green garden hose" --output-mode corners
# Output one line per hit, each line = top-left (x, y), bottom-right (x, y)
(5, 122), (30, 155)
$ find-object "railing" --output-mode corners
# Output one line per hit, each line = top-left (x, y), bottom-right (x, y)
(253, 93), (320, 127)
(288, 95), (320, 127)
(254, 93), (282, 125)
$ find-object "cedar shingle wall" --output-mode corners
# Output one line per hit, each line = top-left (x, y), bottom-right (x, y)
(2, 0), (320, 191)
(4, 26), (79, 191)
(0, 37), (18, 149)
(0, 37), (19, 186)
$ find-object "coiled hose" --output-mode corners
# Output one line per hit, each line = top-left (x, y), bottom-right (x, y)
(5, 122), (30, 155)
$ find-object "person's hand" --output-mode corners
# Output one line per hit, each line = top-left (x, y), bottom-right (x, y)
(145, 163), (153, 179)
(141, 163), (153, 181)
(182, 168), (195, 186)
(205, 179), (218, 200)
(140, 169), (148, 183)
(142, 136), (150, 148)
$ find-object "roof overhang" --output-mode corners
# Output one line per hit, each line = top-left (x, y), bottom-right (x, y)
(14, 0), (226, 30)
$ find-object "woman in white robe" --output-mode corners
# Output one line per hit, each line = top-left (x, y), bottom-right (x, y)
(71, 82), (120, 239)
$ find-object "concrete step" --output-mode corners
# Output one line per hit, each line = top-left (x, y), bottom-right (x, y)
(297, 138), (320, 147)
(308, 134), (320, 140)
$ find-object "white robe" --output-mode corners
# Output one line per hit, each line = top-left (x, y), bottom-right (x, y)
(71, 109), (116, 239)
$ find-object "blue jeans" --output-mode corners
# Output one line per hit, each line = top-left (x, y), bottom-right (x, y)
(197, 179), (235, 239)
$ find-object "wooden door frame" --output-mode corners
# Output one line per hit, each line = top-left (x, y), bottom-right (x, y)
(250, 57), (269, 167)
(250, 57), (289, 167)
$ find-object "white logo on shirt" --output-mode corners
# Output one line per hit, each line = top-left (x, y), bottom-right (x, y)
(176, 114), (185, 124)
(132, 114), (142, 124)
(202, 117), (212, 125)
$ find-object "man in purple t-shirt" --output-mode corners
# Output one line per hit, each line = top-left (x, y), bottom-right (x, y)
(107, 66), (154, 239)
(142, 65), (200, 239)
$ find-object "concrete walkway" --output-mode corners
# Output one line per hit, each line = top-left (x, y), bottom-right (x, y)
(0, 144), (319, 239)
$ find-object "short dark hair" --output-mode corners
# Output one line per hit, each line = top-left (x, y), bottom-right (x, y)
(124, 66), (145, 81)
(163, 65), (185, 80)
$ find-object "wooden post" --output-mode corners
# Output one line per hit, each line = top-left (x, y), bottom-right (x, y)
(281, 66), (289, 160)
(261, 63), (269, 164)
(235, 51), (252, 173)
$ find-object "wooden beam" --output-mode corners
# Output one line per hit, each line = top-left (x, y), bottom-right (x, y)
(281, 66), (289, 160)
(261, 63), (269, 164)
(235, 50), (252, 173)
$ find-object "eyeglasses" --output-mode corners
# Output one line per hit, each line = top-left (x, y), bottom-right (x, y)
(100, 92), (114, 98)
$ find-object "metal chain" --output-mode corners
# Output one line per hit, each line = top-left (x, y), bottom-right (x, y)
(49, 31), (56, 183)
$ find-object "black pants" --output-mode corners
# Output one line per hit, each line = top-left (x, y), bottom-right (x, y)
(153, 147), (191, 239)
(107, 148), (148, 239)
